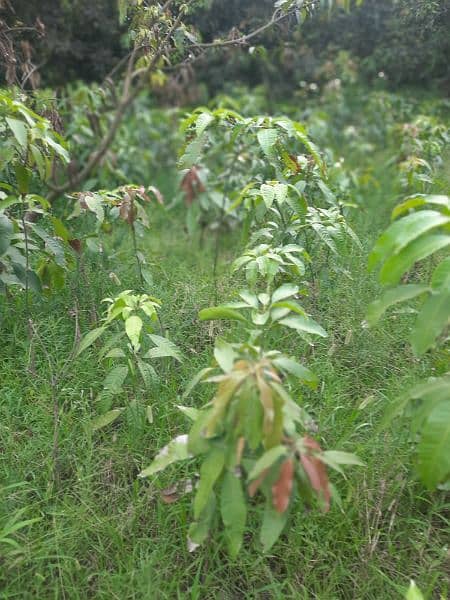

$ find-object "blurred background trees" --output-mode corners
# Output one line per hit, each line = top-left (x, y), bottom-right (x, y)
(1, 0), (449, 94)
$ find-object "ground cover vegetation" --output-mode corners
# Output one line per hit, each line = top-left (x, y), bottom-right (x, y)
(0, 1), (449, 598)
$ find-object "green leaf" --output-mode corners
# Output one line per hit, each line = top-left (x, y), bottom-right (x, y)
(272, 357), (318, 389)
(366, 284), (429, 327)
(417, 400), (450, 489)
(194, 447), (225, 519)
(138, 434), (190, 477)
(214, 338), (236, 373)
(188, 493), (216, 550)
(257, 129), (278, 158)
(220, 471), (247, 558)
(431, 256), (450, 290)
(0, 213), (13, 255)
(30, 144), (45, 180)
(199, 306), (248, 323)
(248, 446), (286, 481)
(183, 367), (215, 399)
(125, 315), (143, 350)
(320, 451), (365, 474)
(137, 358), (158, 388)
(14, 165), (31, 194)
(6, 117), (27, 148)
(260, 184), (275, 209)
(278, 315), (328, 337)
(102, 365), (129, 393)
(271, 283), (299, 304)
(405, 580), (424, 600)
(392, 194), (450, 220)
(76, 327), (106, 356)
(145, 334), (182, 362)
(369, 210), (450, 271)
(85, 195), (105, 223)
(177, 405), (200, 421)
(411, 287), (450, 355)
(91, 408), (124, 431)
(380, 375), (450, 429)
(196, 112), (214, 137)
(260, 502), (288, 552)
(379, 234), (450, 286)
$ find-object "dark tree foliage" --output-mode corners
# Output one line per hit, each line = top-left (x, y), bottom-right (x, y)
(1, 0), (449, 91)
(0, 0), (125, 85)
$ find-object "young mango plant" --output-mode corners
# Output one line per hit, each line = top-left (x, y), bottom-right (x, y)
(180, 109), (359, 286)
(237, 181), (360, 283)
(139, 281), (362, 555)
(67, 184), (163, 285)
(0, 90), (71, 295)
(77, 290), (182, 431)
(367, 193), (450, 490)
(178, 108), (326, 236)
(392, 116), (449, 192)
(139, 336), (362, 556)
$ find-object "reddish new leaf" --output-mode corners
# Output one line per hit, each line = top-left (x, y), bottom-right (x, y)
(181, 166), (205, 205)
(271, 458), (294, 513)
(300, 436), (331, 512)
(248, 468), (269, 498)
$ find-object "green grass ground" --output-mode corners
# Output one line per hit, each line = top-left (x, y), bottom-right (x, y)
(1, 105), (449, 599)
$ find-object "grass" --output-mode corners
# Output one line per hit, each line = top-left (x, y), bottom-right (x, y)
(1, 98), (449, 600)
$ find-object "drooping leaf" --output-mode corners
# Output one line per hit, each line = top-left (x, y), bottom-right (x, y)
(188, 493), (216, 551)
(379, 234), (450, 286)
(139, 434), (190, 478)
(0, 213), (13, 255)
(102, 365), (129, 394)
(271, 283), (299, 303)
(194, 447), (225, 519)
(257, 128), (278, 158)
(411, 287), (450, 355)
(91, 408), (124, 431)
(220, 470), (247, 558)
(260, 501), (288, 553)
(199, 306), (248, 323)
(300, 437), (331, 511)
(366, 284), (429, 327)
(6, 117), (27, 148)
(125, 315), (143, 350)
(278, 314), (328, 337)
(76, 327), (106, 357)
(146, 334), (183, 362)
(137, 358), (158, 388)
(214, 338), (237, 373)
(417, 400), (450, 489)
(405, 580), (424, 600)
(271, 458), (294, 514)
(272, 357), (318, 389)
(248, 445), (286, 481)
(369, 210), (450, 271)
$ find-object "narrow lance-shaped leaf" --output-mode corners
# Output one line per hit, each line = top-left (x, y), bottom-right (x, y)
(91, 408), (125, 432)
(417, 401), (450, 489)
(220, 470), (247, 558)
(366, 284), (429, 327)
(139, 435), (190, 478)
(368, 210), (450, 271)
